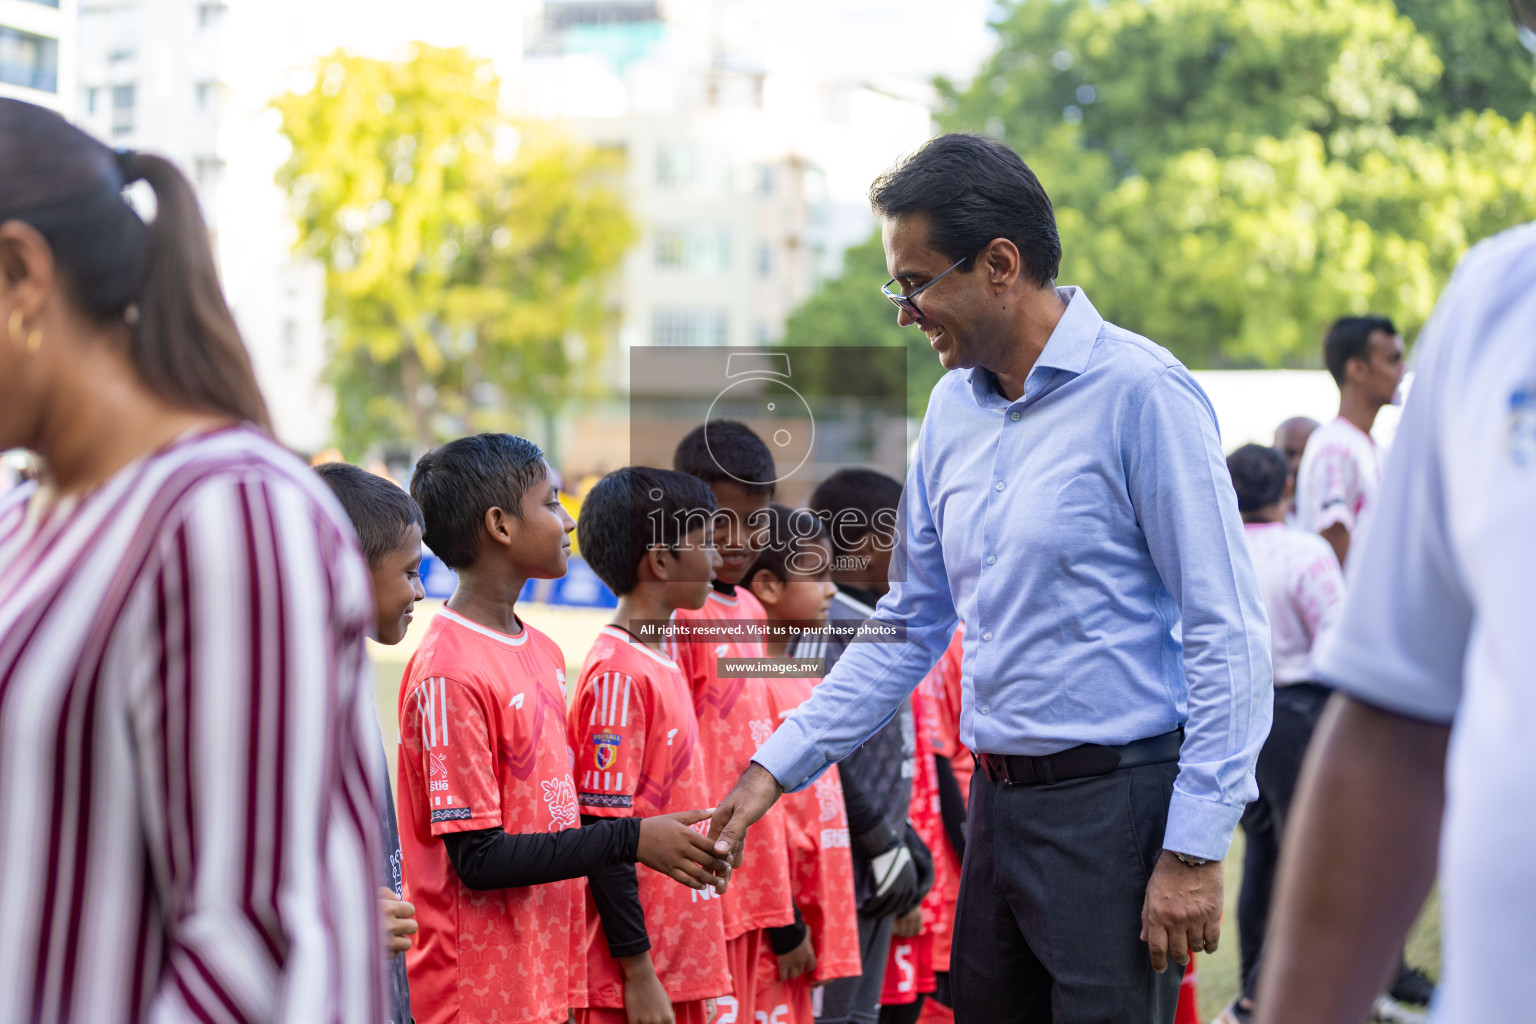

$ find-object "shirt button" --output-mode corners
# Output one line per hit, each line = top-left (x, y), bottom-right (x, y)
(995, 480), (1005, 492)
(1010, 411), (1021, 422)
(986, 554), (996, 565)
(982, 630), (993, 642)
(980, 704), (990, 715)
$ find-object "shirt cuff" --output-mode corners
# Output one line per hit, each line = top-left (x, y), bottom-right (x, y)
(752, 718), (830, 794)
(1161, 791), (1243, 862)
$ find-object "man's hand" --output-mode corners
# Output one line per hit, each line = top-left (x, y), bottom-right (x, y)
(378, 886), (418, 957)
(776, 931), (817, 982)
(619, 953), (675, 1024)
(637, 808), (732, 892)
(892, 906), (924, 939)
(1140, 851), (1223, 972)
(706, 763), (785, 871)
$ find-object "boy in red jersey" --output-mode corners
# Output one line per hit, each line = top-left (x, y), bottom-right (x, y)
(671, 421), (807, 1024)
(747, 505), (863, 1024)
(399, 434), (731, 1024)
(567, 466), (735, 1024)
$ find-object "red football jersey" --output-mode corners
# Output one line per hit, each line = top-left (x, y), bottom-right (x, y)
(920, 628), (967, 972)
(669, 587), (795, 939)
(763, 676), (861, 986)
(397, 607), (585, 1024)
(568, 626), (732, 1007)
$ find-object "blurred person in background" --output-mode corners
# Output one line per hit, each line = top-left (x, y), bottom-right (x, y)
(1294, 316), (1405, 568)
(1215, 445), (1345, 1024)
(1271, 417), (1317, 525)
(0, 99), (386, 1022)
(1256, 9), (1536, 1021)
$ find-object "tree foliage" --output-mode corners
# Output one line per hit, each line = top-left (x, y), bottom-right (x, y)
(274, 46), (634, 455)
(786, 0), (1536, 394)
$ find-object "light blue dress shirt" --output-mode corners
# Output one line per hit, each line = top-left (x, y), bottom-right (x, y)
(754, 287), (1273, 860)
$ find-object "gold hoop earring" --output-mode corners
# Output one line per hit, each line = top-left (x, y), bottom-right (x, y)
(6, 310), (21, 348)
(27, 328), (42, 353)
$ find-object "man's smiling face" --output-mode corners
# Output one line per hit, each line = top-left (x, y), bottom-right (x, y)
(882, 212), (989, 373)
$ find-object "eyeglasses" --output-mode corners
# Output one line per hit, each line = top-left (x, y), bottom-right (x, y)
(881, 256), (970, 320)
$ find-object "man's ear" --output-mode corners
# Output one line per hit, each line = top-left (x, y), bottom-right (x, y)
(748, 567), (781, 606)
(981, 236), (1022, 293)
(482, 506), (515, 549)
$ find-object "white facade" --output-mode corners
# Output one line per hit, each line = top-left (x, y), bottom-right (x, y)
(0, 0), (75, 114)
(515, 0), (933, 377)
(73, 0), (333, 452)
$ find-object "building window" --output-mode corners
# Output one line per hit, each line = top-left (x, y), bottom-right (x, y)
(0, 27), (59, 93)
(655, 142), (698, 188)
(111, 84), (136, 136)
(84, 86), (100, 114)
(652, 308), (729, 347)
(756, 244), (772, 278)
(18, 0), (62, 7)
(197, 2), (228, 28)
(195, 80), (223, 112)
(757, 166), (774, 196)
(653, 225), (730, 272)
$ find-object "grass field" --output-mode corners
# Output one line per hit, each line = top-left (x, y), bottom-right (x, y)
(372, 601), (1442, 1023)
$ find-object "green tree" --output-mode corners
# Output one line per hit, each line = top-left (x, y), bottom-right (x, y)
(781, 233), (946, 418)
(785, 0), (1536, 403)
(274, 46), (634, 455)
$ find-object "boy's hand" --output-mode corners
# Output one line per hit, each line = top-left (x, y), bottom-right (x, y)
(620, 954), (676, 1024)
(776, 931), (816, 981)
(378, 886), (418, 956)
(893, 906), (923, 939)
(637, 809), (732, 892)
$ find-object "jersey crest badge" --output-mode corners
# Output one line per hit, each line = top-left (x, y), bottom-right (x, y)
(593, 731), (621, 770)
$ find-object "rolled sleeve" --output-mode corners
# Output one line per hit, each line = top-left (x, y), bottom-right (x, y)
(758, 427), (960, 793)
(1128, 367), (1274, 860)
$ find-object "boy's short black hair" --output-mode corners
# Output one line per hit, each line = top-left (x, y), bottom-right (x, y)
(746, 503), (829, 583)
(409, 433), (546, 571)
(1226, 443), (1289, 514)
(673, 419), (777, 497)
(1323, 315), (1396, 386)
(315, 462), (424, 568)
(578, 466), (717, 596)
(808, 467), (902, 557)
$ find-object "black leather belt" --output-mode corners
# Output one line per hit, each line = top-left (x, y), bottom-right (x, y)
(977, 728), (1184, 786)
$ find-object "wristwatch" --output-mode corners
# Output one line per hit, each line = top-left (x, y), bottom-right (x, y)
(1169, 850), (1211, 868)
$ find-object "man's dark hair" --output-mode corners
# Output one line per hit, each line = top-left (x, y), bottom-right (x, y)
(409, 433), (546, 571)
(1323, 315), (1396, 387)
(577, 467), (717, 596)
(1226, 444), (1289, 515)
(746, 503), (829, 583)
(673, 419), (777, 497)
(870, 133), (1061, 288)
(315, 462), (424, 568)
(808, 468), (903, 558)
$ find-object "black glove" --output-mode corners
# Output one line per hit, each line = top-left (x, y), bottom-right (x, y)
(856, 819), (918, 919)
(895, 822), (934, 919)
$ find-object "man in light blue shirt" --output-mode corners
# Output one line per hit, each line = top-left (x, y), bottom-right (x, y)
(708, 134), (1272, 1024)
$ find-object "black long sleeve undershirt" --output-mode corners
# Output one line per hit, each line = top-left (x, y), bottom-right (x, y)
(580, 813), (651, 958)
(441, 817), (641, 891)
(837, 762), (889, 844)
(933, 754), (967, 862)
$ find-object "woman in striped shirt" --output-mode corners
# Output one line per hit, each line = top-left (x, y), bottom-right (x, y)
(0, 99), (384, 1022)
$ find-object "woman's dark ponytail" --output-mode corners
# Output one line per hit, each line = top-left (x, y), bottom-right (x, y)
(116, 149), (271, 431)
(0, 99), (270, 431)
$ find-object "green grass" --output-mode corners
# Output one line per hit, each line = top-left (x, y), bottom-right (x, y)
(1197, 829), (1441, 1021)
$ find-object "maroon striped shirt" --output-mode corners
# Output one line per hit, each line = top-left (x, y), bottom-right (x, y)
(0, 426), (384, 1023)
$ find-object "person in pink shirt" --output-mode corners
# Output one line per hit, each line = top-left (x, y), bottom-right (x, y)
(1217, 444), (1345, 1024)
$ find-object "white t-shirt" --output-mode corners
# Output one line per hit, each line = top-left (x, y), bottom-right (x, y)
(1241, 522), (1344, 685)
(1313, 221), (1536, 1024)
(1294, 415), (1381, 537)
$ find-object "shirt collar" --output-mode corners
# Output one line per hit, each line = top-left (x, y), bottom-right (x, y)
(968, 286), (1104, 406)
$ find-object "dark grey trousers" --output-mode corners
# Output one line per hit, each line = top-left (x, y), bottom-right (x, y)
(950, 760), (1184, 1024)
(815, 910), (894, 1024)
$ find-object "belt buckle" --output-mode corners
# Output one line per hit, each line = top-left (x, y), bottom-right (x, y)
(986, 753), (1014, 785)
